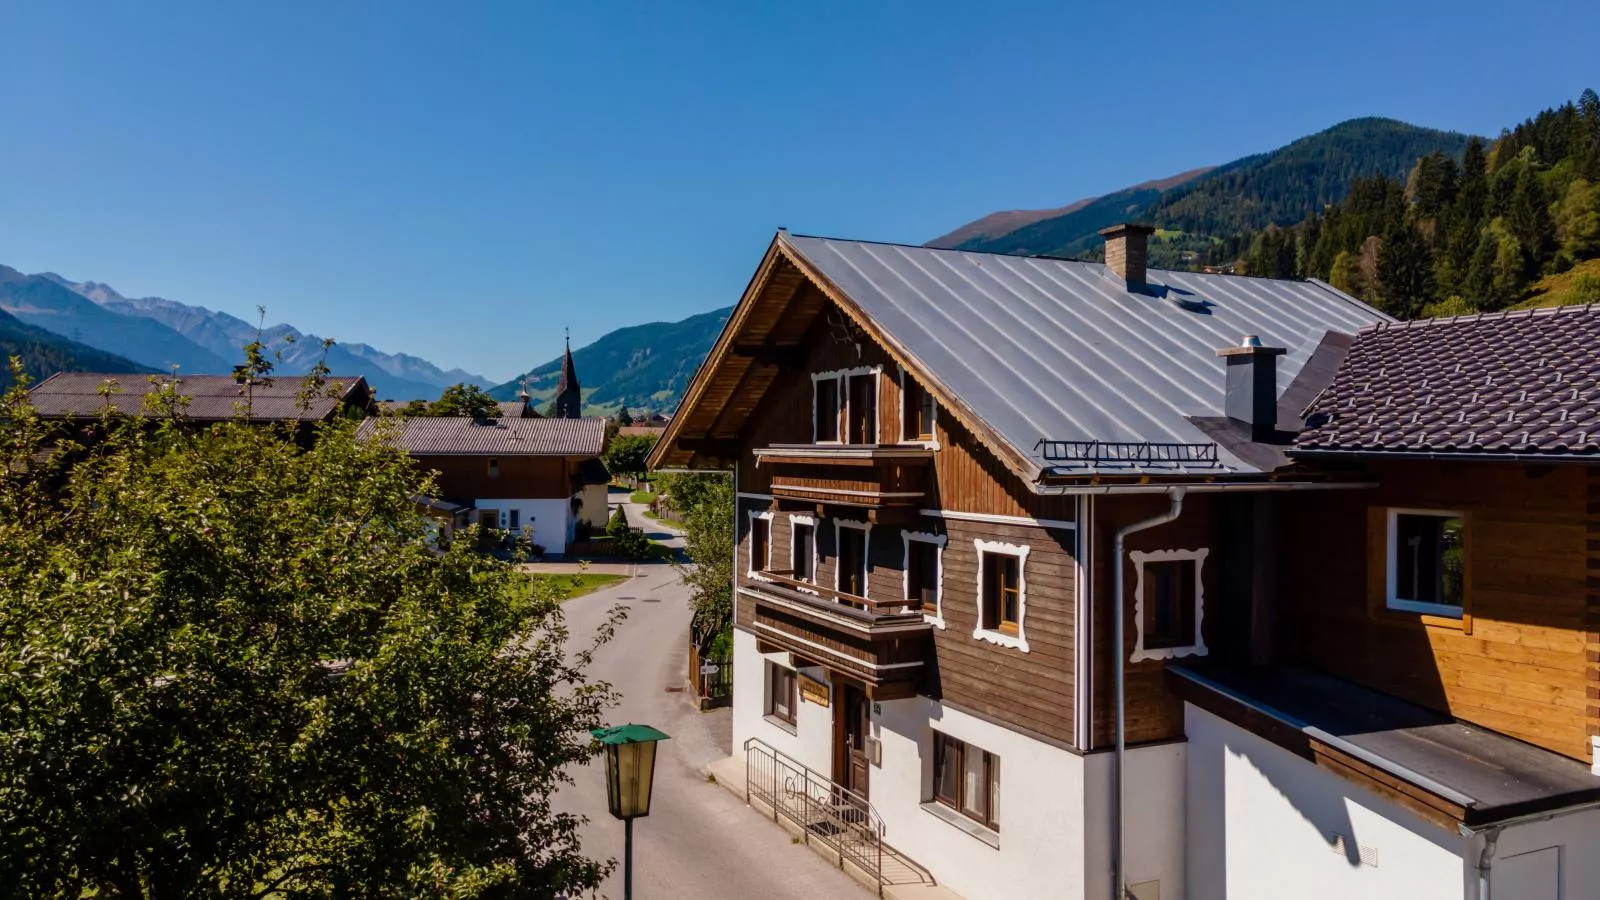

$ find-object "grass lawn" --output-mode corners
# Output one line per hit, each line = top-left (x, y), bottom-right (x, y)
(529, 572), (628, 601)
(630, 490), (657, 504)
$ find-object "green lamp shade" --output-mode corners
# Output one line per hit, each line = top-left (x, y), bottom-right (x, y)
(592, 724), (670, 820)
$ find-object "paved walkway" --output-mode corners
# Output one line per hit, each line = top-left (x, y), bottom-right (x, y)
(554, 509), (867, 900)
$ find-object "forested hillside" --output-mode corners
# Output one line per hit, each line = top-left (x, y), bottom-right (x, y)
(1226, 90), (1600, 318)
(952, 118), (1470, 261)
(0, 308), (153, 389)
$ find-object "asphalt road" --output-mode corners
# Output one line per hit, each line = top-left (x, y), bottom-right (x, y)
(555, 504), (865, 900)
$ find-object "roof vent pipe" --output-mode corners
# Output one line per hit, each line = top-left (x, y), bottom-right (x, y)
(1099, 223), (1156, 289)
(1216, 336), (1286, 441)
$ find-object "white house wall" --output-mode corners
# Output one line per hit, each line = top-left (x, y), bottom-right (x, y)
(731, 629), (833, 775)
(1082, 742), (1187, 900)
(872, 697), (1088, 900)
(472, 498), (571, 553)
(1489, 804), (1600, 899)
(1184, 702), (1467, 900)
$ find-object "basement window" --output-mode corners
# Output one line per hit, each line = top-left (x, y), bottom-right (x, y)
(1386, 509), (1466, 618)
(931, 731), (1000, 833)
(1130, 549), (1209, 662)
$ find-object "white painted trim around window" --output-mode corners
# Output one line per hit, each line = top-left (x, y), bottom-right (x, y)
(1384, 507), (1466, 619)
(789, 513), (819, 589)
(746, 509), (774, 581)
(920, 509), (1077, 531)
(1129, 548), (1209, 662)
(973, 539), (1030, 652)
(834, 518), (872, 598)
(812, 366), (883, 445)
(897, 365), (941, 449)
(902, 530), (947, 627)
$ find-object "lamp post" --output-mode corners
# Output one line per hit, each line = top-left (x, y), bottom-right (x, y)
(591, 723), (670, 900)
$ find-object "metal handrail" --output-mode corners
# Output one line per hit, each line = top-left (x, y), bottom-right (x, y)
(744, 737), (886, 895)
(1035, 438), (1220, 465)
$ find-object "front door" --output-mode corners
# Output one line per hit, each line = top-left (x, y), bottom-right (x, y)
(836, 682), (871, 800)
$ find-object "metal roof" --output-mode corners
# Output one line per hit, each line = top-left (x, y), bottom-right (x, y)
(358, 415), (605, 456)
(28, 372), (368, 422)
(1295, 303), (1600, 457)
(785, 235), (1392, 474)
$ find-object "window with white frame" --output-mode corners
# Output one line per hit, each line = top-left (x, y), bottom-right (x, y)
(1130, 548), (1209, 662)
(747, 510), (773, 578)
(790, 515), (817, 584)
(1386, 509), (1466, 618)
(902, 531), (946, 625)
(900, 369), (937, 443)
(835, 520), (871, 598)
(812, 367), (881, 445)
(973, 540), (1029, 651)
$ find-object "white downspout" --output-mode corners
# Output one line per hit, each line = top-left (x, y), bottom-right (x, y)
(1471, 827), (1501, 900)
(1112, 486), (1186, 899)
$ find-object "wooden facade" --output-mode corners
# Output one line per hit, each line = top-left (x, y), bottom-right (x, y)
(421, 455), (574, 501)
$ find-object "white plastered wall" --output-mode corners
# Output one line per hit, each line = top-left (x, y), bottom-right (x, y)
(1081, 741), (1188, 900)
(1483, 803), (1600, 899)
(1184, 702), (1467, 900)
(730, 628), (834, 775)
(872, 697), (1087, 900)
(472, 498), (571, 553)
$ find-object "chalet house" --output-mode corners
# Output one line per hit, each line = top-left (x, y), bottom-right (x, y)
(27, 372), (373, 426)
(651, 226), (1600, 900)
(361, 414), (608, 554)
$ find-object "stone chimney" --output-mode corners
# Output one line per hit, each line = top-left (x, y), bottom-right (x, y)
(1099, 222), (1156, 288)
(1216, 335), (1286, 441)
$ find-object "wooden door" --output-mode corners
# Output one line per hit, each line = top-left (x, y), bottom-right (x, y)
(838, 683), (870, 800)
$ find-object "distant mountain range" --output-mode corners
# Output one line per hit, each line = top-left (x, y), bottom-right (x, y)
(931, 118), (1474, 263)
(0, 267), (493, 400)
(489, 307), (730, 416)
(0, 306), (152, 390)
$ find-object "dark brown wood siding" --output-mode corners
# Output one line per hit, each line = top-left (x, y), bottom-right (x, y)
(1277, 460), (1592, 761)
(422, 455), (570, 500)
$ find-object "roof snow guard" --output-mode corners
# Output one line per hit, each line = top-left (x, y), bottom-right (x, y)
(1036, 439), (1221, 474)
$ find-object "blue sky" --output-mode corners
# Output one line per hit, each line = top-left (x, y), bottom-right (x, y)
(1, 1), (1595, 382)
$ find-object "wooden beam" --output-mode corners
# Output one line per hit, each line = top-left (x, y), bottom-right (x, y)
(677, 437), (741, 457)
(730, 343), (807, 370)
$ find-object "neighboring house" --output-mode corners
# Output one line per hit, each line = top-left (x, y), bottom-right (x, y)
(652, 226), (1600, 900)
(28, 371), (373, 425)
(498, 393), (542, 419)
(362, 414), (607, 554)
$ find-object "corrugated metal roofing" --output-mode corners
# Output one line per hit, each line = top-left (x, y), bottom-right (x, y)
(1295, 304), (1600, 457)
(28, 372), (367, 422)
(358, 415), (605, 456)
(785, 235), (1393, 474)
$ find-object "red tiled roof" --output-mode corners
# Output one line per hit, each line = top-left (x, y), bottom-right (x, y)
(28, 372), (368, 422)
(1295, 304), (1600, 457)
(358, 415), (605, 456)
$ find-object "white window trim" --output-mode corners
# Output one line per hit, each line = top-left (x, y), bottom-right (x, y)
(1385, 507), (1466, 619)
(747, 509), (774, 581)
(812, 366), (882, 445)
(897, 366), (941, 449)
(790, 513), (820, 593)
(902, 530), (947, 627)
(973, 539), (1030, 652)
(1129, 548), (1210, 662)
(763, 659), (798, 735)
(834, 518), (873, 598)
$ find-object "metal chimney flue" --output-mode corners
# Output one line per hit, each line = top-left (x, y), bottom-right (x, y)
(1216, 335), (1286, 441)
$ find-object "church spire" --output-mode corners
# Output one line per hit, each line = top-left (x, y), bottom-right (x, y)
(551, 329), (582, 418)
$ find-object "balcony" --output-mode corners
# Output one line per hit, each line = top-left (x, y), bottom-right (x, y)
(739, 570), (932, 698)
(753, 444), (932, 516)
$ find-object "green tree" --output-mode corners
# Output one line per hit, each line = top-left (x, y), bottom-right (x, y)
(615, 406), (634, 427)
(428, 383), (501, 418)
(0, 365), (618, 898)
(1378, 222), (1436, 318)
(1554, 178), (1600, 264)
(601, 433), (656, 480)
(668, 474), (734, 652)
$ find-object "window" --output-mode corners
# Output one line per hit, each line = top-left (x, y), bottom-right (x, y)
(509, 509), (521, 531)
(836, 521), (869, 597)
(792, 519), (816, 583)
(903, 532), (945, 623)
(847, 373), (878, 444)
(933, 732), (1000, 832)
(902, 376), (937, 441)
(487, 457), (499, 478)
(1387, 509), (1466, 618)
(1130, 548), (1209, 662)
(974, 541), (1029, 651)
(814, 378), (841, 442)
(765, 661), (797, 727)
(749, 513), (771, 576)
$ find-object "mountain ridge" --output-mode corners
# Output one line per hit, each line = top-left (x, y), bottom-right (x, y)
(0, 306), (154, 390)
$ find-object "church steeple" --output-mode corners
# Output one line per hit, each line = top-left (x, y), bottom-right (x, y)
(551, 330), (582, 419)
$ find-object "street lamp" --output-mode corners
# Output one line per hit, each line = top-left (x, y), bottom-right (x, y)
(591, 723), (670, 900)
